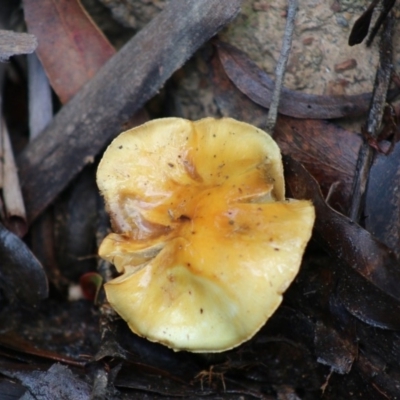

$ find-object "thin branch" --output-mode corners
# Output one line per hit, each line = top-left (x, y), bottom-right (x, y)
(349, 12), (394, 222)
(0, 29), (37, 61)
(265, 0), (298, 133)
(1, 116), (27, 236)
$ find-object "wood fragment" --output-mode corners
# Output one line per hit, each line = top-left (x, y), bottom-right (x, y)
(17, 0), (242, 224)
(265, 0), (298, 133)
(0, 117), (27, 237)
(349, 0), (396, 47)
(0, 29), (37, 61)
(349, 13), (394, 221)
(366, 0), (396, 47)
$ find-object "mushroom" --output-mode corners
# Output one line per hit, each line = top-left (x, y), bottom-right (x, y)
(97, 117), (315, 352)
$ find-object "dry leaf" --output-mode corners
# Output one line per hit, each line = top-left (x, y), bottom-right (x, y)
(216, 41), (399, 119)
(23, 0), (115, 103)
(284, 156), (400, 305)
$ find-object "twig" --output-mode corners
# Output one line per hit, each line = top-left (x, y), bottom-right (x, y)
(366, 0), (396, 47)
(348, 12), (394, 222)
(0, 29), (37, 61)
(0, 116), (27, 236)
(265, 0), (298, 133)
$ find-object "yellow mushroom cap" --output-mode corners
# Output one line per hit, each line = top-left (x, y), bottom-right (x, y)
(97, 117), (315, 352)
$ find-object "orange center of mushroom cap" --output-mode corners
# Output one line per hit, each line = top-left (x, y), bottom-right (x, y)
(97, 117), (315, 352)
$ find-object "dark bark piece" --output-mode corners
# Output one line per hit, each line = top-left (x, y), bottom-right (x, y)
(365, 141), (400, 259)
(283, 156), (400, 304)
(355, 352), (400, 399)
(216, 40), (399, 119)
(0, 378), (26, 400)
(17, 0), (242, 224)
(0, 222), (48, 305)
(349, 12), (394, 222)
(355, 323), (400, 370)
(338, 267), (400, 329)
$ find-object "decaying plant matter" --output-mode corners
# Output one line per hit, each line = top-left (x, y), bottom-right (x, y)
(2, 0), (400, 398)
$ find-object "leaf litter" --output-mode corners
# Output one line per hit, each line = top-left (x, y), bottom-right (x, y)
(1, 0), (400, 398)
